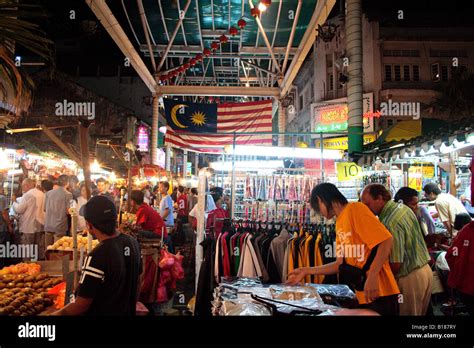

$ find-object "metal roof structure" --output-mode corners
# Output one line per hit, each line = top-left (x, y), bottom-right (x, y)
(86, 0), (336, 100)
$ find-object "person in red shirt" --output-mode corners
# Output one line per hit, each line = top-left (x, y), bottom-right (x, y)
(130, 190), (167, 239)
(446, 220), (474, 315)
(176, 186), (189, 223)
(206, 187), (229, 237)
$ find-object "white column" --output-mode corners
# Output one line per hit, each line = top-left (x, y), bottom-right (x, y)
(278, 100), (286, 147)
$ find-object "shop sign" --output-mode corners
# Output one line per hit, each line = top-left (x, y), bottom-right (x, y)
(315, 134), (377, 150)
(410, 162), (435, 178)
(337, 162), (363, 181)
(408, 166), (423, 191)
(186, 162), (192, 177)
(311, 93), (374, 133)
(137, 126), (149, 152)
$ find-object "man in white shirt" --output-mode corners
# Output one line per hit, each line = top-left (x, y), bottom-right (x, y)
(423, 182), (468, 236)
(12, 179), (42, 260)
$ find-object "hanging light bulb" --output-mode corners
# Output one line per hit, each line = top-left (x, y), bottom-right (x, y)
(245, 82), (250, 87)
(91, 159), (101, 172)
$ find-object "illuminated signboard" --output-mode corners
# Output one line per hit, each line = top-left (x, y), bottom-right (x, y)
(312, 93), (374, 133)
(137, 126), (149, 152)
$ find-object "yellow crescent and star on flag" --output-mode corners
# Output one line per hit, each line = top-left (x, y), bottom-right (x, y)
(164, 99), (217, 133)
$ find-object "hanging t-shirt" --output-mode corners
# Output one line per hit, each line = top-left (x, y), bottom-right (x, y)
(77, 233), (142, 315)
(336, 202), (400, 305)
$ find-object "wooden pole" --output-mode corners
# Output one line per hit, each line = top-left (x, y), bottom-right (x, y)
(127, 149), (133, 212)
(41, 124), (81, 164)
(78, 123), (92, 199)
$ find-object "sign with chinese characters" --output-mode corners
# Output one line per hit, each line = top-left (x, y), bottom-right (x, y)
(137, 125), (149, 152)
(311, 93), (374, 133)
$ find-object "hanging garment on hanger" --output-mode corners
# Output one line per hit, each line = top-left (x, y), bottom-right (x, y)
(237, 234), (263, 279)
(269, 228), (292, 283)
(311, 233), (325, 284)
(245, 175), (252, 199)
(195, 238), (216, 316)
(288, 176), (297, 201)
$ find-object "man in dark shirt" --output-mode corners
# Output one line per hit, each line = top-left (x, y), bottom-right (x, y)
(130, 190), (167, 239)
(54, 196), (142, 315)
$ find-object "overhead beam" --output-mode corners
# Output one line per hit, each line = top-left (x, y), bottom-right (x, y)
(140, 44), (297, 55)
(248, 0), (282, 75)
(156, 85), (279, 97)
(86, 0), (157, 92)
(280, 0), (336, 97)
(41, 124), (82, 164)
(157, 0), (192, 71)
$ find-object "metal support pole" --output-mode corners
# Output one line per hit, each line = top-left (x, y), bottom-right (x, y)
(230, 133), (237, 219)
(320, 132), (325, 182)
(248, 0), (282, 76)
(166, 145), (172, 172)
(183, 149), (188, 177)
(195, 168), (207, 292)
(195, 152), (199, 175)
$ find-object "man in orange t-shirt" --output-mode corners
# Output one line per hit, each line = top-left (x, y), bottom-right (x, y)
(287, 183), (400, 315)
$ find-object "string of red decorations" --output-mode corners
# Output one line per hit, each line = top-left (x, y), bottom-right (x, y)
(158, 17), (248, 84)
(159, 0), (272, 102)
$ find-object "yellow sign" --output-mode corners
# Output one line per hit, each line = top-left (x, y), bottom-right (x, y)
(411, 163), (435, 178)
(315, 134), (377, 150)
(337, 162), (363, 182)
(408, 166), (423, 191)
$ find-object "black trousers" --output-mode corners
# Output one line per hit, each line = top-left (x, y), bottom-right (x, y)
(360, 294), (400, 316)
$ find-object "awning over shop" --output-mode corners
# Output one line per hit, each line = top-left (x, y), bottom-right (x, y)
(356, 118), (473, 166)
(375, 120), (421, 144)
(131, 164), (166, 178)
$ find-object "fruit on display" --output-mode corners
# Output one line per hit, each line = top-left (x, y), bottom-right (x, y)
(0, 272), (63, 316)
(0, 263), (41, 276)
(47, 236), (99, 251)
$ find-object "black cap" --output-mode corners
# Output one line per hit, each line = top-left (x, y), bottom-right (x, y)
(79, 195), (117, 223)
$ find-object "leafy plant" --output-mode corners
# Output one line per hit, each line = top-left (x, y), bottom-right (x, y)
(0, 1), (54, 117)
(431, 69), (474, 118)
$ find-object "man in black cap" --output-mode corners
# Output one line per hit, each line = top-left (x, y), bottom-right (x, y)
(53, 196), (142, 315)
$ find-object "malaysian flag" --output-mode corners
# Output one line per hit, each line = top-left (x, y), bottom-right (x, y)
(165, 99), (273, 153)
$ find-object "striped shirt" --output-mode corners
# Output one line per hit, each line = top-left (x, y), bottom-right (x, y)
(379, 200), (430, 278)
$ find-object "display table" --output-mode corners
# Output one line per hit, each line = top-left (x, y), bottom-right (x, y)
(212, 278), (378, 316)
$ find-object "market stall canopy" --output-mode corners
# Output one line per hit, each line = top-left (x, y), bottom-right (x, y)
(356, 118), (473, 166)
(86, 0), (336, 99)
(131, 164), (166, 178)
(375, 120), (421, 144)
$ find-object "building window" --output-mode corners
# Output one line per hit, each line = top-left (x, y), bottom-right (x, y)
(384, 65), (392, 81)
(441, 65), (449, 81)
(383, 49), (420, 57)
(431, 63), (440, 82)
(327, 74), (334, 92)
(299, 95), (304, 110)
(403, 65), (410, 81)
(394, 65), (401, 81)
(412, 65), (420, 81)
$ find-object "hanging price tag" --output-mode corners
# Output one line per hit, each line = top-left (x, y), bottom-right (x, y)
(336, 162), (363, 182)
